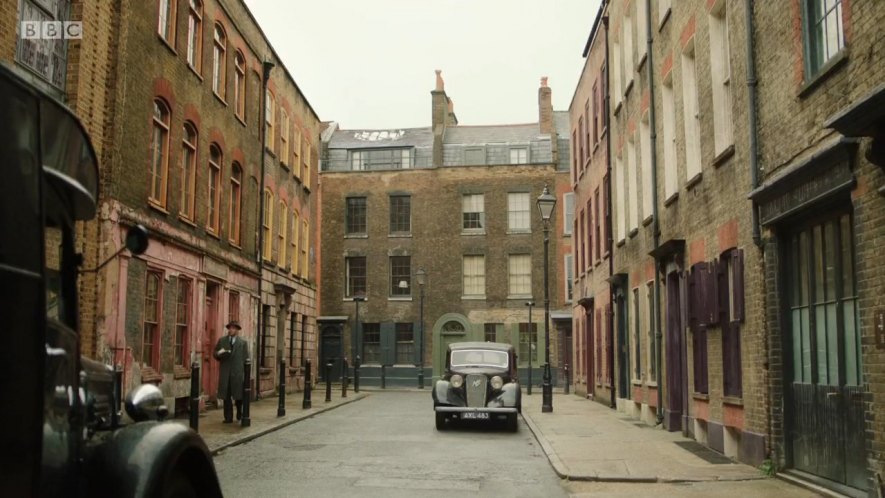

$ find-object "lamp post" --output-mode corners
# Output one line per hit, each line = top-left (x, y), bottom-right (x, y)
(352, 295), (366, 373)
(417, 268), (426, 389)
(525, 301), (534, 395)
(537, 183), (556, 413)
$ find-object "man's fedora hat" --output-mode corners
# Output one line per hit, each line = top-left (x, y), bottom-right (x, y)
(225, 320), (242, 330)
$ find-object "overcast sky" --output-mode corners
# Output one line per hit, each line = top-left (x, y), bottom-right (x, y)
(243, 0), (601, 130)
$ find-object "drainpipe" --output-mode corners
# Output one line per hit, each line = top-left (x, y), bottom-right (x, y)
(745, 0), (762, 249)
(256, 59), (275, 396)
(601, 7), (617, 411)
(644, 0), (665, 426)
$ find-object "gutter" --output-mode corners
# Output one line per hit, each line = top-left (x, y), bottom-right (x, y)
(745, 0), (762, 249)
(644, 0), (665, 426)
(255, 60), (275, 393)
(601, 4), (616, 411)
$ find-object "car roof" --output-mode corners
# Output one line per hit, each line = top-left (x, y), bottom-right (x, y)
(447, 341), (514, 353)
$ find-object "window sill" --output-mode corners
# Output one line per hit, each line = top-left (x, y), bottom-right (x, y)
(213, 91), (227, 107)
(178, 214), (197, 227)
(461, 295), (486, 300)
(265, 148), (277, 159)
(461, 230), (486, 236)
(507, 294), (533, 300)
(281, 161), (290, 171)
(259, 367), (273, 376)
(562, 231), (572, 238)
(646, 381), (658, 388)
(593, 141), (600, 154)
(173, 367), (191, 380)
(798, 48), (849, 99)
(642, 215), (653, 227)
(616, 238), (626, 247)
(388, 233), (412, 238)
(712, 144), (735, 168)
(632, 379), (643, 386)
(235, 114), (247, 127)
(206, 229), (221, 240)
(692, 392), (710, 401)
(388, 297), (413, 302)
(187, 64), (203, 81)
(158, 34), (177, 55)
(664, 191), (679, 207)
(148, 201), (169, 215)
(506, 229), (531, 235)
(723, 396), (744, 407)
(229, 241), (242, 250)
(288, 366), (300, 375)
(659, 8), (671, 31)
(629, 227), (639, 238)
(686, 172), (703, 190)
(613, 100), (623, 117)
(344, 234), (368, 239)
(344, 297), (368, 302)
(637, 52), (648, 72)
(624, 79), (634, 99)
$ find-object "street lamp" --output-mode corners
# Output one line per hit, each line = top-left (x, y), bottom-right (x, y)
(525, 301), (535, 395)
(416, 268), (426, 389)
(352, 295), (366, 368)
(536, 183), (556, 413)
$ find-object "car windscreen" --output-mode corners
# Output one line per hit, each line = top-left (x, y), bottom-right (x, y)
(450, 350), (509, 368)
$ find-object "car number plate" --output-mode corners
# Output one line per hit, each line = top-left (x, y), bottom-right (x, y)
(461, 412), (489, 420)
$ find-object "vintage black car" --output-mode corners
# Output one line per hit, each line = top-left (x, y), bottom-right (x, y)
(432, 342), (522, 431)
(0, 63), (221, 498)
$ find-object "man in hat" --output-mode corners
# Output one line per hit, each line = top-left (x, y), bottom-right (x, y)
(214, 320), (249, 423)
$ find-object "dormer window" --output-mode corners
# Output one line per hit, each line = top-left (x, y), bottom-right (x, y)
(350, 148), (413, 171)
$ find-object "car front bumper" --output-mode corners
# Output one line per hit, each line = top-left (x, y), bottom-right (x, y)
(434, 406), (518, 414)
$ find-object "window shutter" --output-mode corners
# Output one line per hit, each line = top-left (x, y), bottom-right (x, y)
(724, 320), (743, 397)
(706, 262), (719, 327)
(732, 249), (745, 323)
(717, 257), (729, 325)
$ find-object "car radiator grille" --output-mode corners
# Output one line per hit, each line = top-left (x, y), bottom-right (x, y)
(465, 375), (488, 407)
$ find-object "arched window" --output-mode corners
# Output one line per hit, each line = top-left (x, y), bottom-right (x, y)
(157, 0), (177, 43)
(279, 200), (288, 265)
(186, 0), (202, 71)
(234, 51), (246, 119)
(229, 162), (242, 245)
(150, 99), (171, 207)
(212, 23), (227, 98)
(291, 210), (300, 275)
(207, 144), (222, 233)
(143, 271), (162, 367)
(180, 122), (197, 219)
(263, 189), (274, 262)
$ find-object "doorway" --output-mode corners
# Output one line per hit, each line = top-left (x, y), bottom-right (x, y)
(784, 212), (866, 490)
(320, 325), (342, 381)
(616, 292), (629, 400)
(202, 282), (220, 402)
(664, 271), (684, 431)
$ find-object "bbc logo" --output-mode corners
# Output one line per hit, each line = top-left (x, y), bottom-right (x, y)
(21, 21), (83, 40)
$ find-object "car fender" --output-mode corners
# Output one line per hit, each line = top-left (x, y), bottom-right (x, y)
(432, 380), (465, 407)
(491, 382), (521, 409)
(85, 421), (222, 498)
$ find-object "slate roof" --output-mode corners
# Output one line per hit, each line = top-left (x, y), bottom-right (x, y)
(443, 123), (542, 145)
(327, 127), (433, 149)
(554, 111), (570, 137)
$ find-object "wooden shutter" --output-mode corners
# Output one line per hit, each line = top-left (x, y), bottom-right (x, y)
(732, 249), (745, 323)
(381, 322), (395, 366)
(706, 262), (719, 327)
(717, 257), (729, 325)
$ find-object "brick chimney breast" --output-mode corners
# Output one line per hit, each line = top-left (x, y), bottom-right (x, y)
(538, 76), (553, 135)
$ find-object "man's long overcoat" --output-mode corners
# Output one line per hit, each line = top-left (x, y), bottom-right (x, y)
(214, 335), (249, 400)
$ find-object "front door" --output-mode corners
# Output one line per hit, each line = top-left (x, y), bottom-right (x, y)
(785, 212), (866, 490)
(202, 282), (220, 403)
(664, 271), (684, 431)
(616, 293), (629, 400)
(320, 325), (342, 381)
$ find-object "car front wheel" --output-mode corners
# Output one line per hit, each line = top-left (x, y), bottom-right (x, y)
(435, 412), (447, 431)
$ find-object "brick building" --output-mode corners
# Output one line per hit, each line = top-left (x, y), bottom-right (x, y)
(751, 0), (884, 495)
(569, 3), (616, 408)
(319, 72), (572, 388)
(4, 0), (323, 411)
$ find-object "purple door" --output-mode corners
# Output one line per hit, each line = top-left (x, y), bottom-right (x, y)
(664, 271), (683, 431)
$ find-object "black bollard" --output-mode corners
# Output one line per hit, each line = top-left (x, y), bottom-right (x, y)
(563, 363), (570, 395)
(354, 356), (361, 393)
(189, 361), (200, 431)
(302, 359), (312, 409)
(113, 365), (123, 428)
(325, 362), (332, 402)
(341, 357), (348, 398)
(277, 358), (286, 417)
(381, 364), (386, 390)
(241, 358), (252, 427)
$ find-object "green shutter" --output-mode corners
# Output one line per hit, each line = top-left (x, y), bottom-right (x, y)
(381, 322), (395, 365)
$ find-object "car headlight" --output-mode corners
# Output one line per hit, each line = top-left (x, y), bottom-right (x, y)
(450, 374), (464, 388)
(490, 376), (504, 390)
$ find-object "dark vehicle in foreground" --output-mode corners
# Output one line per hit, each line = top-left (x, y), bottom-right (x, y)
(432, 342), (522, 431)
(0, 63), (221, 498)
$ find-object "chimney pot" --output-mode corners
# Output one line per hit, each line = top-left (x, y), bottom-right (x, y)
(435, 69), (444, 91)
(541, 76), (548, 88)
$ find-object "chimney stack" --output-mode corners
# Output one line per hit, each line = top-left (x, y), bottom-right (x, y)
(432, 70), (451, 167)
(538, 76), (553, 135)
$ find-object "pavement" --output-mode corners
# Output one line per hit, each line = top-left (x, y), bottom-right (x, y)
(183, 387), (821, 494)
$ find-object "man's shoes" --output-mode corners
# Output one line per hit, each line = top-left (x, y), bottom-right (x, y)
(236, 412), (242, 421)
(222, 419), (233, 424)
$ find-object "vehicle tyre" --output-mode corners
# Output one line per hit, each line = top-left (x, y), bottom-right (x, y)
(435, 412), (447, 431)
(162, 467), (197, 498)
(506, 413), (518, 432)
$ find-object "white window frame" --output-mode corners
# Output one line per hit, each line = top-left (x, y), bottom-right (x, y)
(563, 193), (575, 236)
(507, 254), (532, 298)
(507, 192), (531, 233)
(681, 41), (702, 182)
(626, 133), (639, 232)
(462, 255), (486, 298)
(564, 254), (574, 303)
(623, 10), (634, 87)
(709, 0), (734, 156)
(640, 113), (653, 221)
(615, 152), (626, 243)
(510, 147), (528, 164)
(462, 194), (485, 233)
(662, 74), (678, 200)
